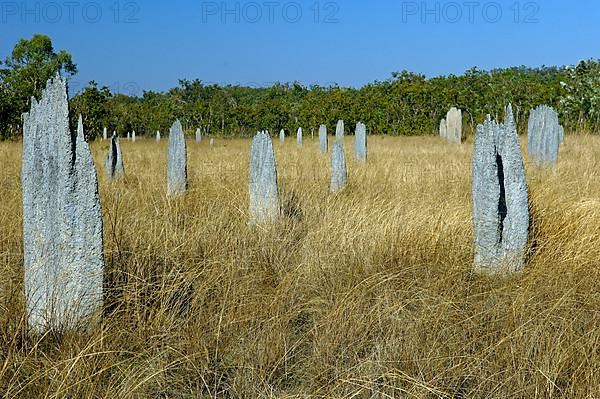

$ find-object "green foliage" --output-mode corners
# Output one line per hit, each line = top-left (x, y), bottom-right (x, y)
(2, 35), (600, 140)
(0, 34), (77, 138)
(114, 67), (569, 138)
(560, 59), (600, 131)
(70, 81), (111, 140)
(3, 34), (77, 99)
(0, 79), (19, 140)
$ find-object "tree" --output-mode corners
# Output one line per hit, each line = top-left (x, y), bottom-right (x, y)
(0, 61), (19, 139)
(0, 34), (77, 137)
(70, 81), (111, 140)
(560, 59), (600, 131)
(0, 34), (588, 140)
(3, 34), (77, 100)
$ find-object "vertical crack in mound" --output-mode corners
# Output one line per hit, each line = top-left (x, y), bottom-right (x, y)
(472, 105), (528, 274)
(111, 138), (117, 172)
(496, 152), (507, 244)
(104, 134), (124, 180)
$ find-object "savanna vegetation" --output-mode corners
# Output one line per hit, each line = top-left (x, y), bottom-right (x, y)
(1, 136), (600, 397)
(1, 33), (600, 398)
(1, 34), (600, 140)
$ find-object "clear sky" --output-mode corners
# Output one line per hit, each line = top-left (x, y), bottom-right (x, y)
(1, 0), (598, 95)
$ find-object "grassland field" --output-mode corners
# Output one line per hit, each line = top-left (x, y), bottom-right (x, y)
(0, 134), (599, 398)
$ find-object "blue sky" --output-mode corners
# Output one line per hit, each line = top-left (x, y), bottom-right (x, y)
(1, 1), (598, 95)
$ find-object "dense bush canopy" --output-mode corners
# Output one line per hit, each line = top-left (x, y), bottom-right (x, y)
(1, 35), (599, 140)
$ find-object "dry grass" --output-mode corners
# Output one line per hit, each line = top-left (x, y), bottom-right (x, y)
(1, 134), (599, 398)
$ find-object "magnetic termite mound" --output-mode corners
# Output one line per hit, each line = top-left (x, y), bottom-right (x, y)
(104, 132), (124, 179)
(354, 122), (367, 161)
(446, 107), (462, 144)
(330, 141), (347, 193)
(335, 119), (344, 140)
(472, 104), (529, 274)
(319, 124), (328, 153)
(296, 127), (303, 146)
(22, 75), (104, 332)
(167, 120), (188, 196)
(527, 104), (563, 166)
(439, 118), (447, 140)
(249, 131), (280, 224)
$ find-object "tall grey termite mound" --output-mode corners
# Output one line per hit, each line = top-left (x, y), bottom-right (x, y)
(22, 75), (104, 332)
(335, 119), (344, 140)
(297, 127), (303, 145)
(446, 107), (462, 144)
(249, 131), (280, 224)
(472, 104), (529, 274)
(527, 105), (562, 166)
(156, 131), (161, 141)
(132, 130), (136, 142)
(354, 122), (367, 161)
(167, 120), (188, 196)
(439, 118), (447, 139)
(319, 124), (328, 153)
(279, 129), (285, 143)
(196, 128), (202, 143)
(103, 127), (107, 140)
(104, 132), (124, 179)
(127, 131), (131, 140)
(330, 142), (347, 193)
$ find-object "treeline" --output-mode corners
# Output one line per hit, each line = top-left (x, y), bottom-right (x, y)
(2, 35), (600, 140)
(73, 63), (599, 140)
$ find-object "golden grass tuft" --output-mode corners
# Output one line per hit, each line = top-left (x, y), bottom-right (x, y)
(1, 135), (599, 398)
